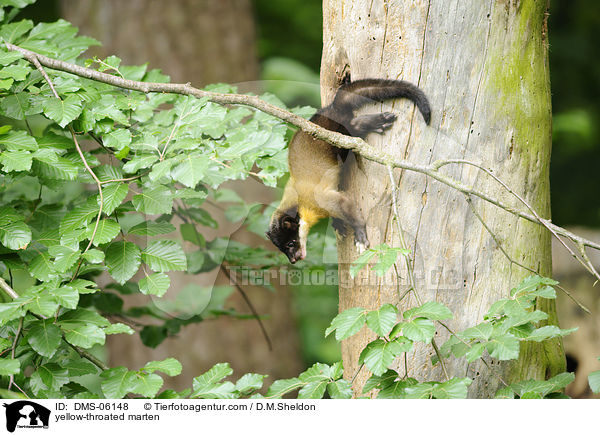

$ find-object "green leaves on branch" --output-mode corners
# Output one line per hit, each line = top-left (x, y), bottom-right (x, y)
(440, 275), (575, 363)
(350, 244), (409, 278)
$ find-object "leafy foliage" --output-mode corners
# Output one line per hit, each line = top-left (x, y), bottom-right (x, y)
(0, 2), (296, 399)
(327, 271), (576, 398)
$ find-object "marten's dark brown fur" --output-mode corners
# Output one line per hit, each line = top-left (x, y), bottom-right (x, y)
(266, 78), (431, 263)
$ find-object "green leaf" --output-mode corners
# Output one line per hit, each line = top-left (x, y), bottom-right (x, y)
(27, 319), (62, 358)
(142, 240), (187, 272)
(132, 186), (173, 215)
(465, 342), (486, 363)
(325, 307), (366, 341)
(0, 220), (31, 250)
(298, 363), (331, 382)
(49, 245), (80, 272)
(191, 381), (236, 399)
(86, 219), (121, 245)
(358, 338), (412, 376)
(60, 201), (99, 234)
(0, 358), (20, 376)
(105, 323), (134, 335)
(0, 302), (25, 325)
(433, 378), (472, 399)
(105, 241), (141, 284)
(0, 64), (28, 81)
(366, 304), (398, 337)
(349, 249), (377, 278)
(486, 333), (520, 360)
(235, 373), (267, 395)
(101, 183), (129, 215)
(404, 301), (453, 321)
(589, 370), (600, 393)
(327, 379), (352, 399)
(24, 292), (59, 317)
(42, 95), (83, 127)
(101, 367), (136, 399)
(192, 363), (233, 389)
(523, 326), (577, 342)
(66, 359), (98, 377)
(377, 378), (419, 398)
(298, 380), (328, 399)
(371, 247), (401, 277)
(29, 363), (68, 395)
(401, 318), (436, 343)
(103, 128), (132, 150)
(143, 358), (182, 376)
(266, 378), (303, 398)
(171, 153), (210, 188)
(0, 20), (33, 43)
(130, 372), (163, 398)
(363, 370), (399, 393)
(58, 308), (110, 328)
(127, 221), (176, 236)
(0, 150), (32, 172)
(28, 252), (55, 281)
(459, 323), (493, 340)
(122, 154), (158, 173)
(49, 286), (79, 309)
(82, 248), (105, 264)
(138, 272), (170, 297)
(0, 129), (37, 151)
(63, 323), (106, 348)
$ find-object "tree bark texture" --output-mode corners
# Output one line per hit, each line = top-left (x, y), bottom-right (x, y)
(60, 0), (303, 390)
(321, 0), (564, 398)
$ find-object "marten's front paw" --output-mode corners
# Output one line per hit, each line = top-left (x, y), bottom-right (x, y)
(354, 229), (370, 253)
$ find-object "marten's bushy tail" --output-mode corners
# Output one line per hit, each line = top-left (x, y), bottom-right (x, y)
(332, 79), (431, 124)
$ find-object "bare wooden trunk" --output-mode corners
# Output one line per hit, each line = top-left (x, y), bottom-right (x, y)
(60, 0), (304, 390)
(322, 0), (564, 397)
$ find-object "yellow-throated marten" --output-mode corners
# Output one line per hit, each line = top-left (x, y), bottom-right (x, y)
(266, 77), (431, 263)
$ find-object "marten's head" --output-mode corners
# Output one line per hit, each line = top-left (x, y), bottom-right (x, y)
(266, 207), (305, 264)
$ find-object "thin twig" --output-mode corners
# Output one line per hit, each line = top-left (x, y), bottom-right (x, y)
(11, 381), (29, 398)
(8, 317), (23, 391)
(437, 159), (600, 282)
(220, 265), (273, 351)
(99, 174), (144, 185)
(386, 165), (449, 381)
(64, 341), (108, 371)
(465, 194), (591, 314)
(0, 277), (19, 299)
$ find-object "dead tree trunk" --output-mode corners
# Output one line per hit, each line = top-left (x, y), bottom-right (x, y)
(322, 0), (565, 398)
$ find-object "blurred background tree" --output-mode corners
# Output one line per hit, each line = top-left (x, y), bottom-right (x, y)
(16, 0), (600, 394)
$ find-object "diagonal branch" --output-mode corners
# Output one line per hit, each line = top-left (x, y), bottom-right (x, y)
(5, 43), (600, 278)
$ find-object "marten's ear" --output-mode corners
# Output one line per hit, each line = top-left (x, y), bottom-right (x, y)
(281, 215), (298, 230)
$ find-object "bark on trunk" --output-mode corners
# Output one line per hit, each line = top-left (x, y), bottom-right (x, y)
(60, 0), (304, 390)
(322, 0), (565, 398)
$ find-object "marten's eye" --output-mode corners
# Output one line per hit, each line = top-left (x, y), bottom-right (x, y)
(286, 241), (296, 248)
